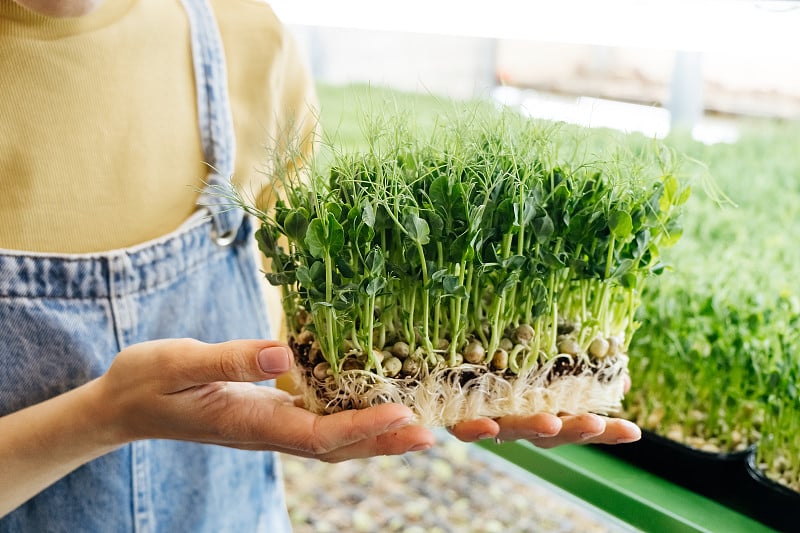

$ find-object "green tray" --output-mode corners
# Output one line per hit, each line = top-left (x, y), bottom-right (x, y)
(477, 441), (776, 533)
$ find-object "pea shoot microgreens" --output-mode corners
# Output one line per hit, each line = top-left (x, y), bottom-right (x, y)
(622, 121), (800, 483)
(230, 104), (689, 426)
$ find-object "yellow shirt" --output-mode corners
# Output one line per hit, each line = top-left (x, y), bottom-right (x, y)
(0, 0), (317, 253)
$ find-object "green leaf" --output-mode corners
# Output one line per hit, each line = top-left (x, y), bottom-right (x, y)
(612, 258), (634, 279)
(365, 277), (386, 297)
(325, 202), (343, 221)
(309, 260), (326, 285)
(403, 212), (430, 245)
(365, 248), (384, 276)
(609, 210), (633, 239)
(663, 174), (679, 202)
(255, 226), (278, 258)
(284, 209), (309, 241)
(429, 175), (449, 207)
(496, 198), (515, 232)
(504, 255), (526, 270)
(427, 212), (445, 240)
(430, 268), (446, 282)
(497, 271), (520, 295)
(442, 275), (461, 294)
(305, 218), (327, 259)
(264, 272), (294, 286)
(335, 256), (355, 279)
(333, 290), (355, 310)
(450, 181), (469, 223)
(274, 203), (289, 228)
(449, 232), (470, 263)
(521, 196), (538, 226)
(532, 214), (554, 242)
(676, 185), (692, 206)
(361, 201), (376, 228)
(296, 265), (314, 287)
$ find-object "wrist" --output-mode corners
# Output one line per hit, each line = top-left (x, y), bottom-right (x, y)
(0, 376), (127, 515)
(79, 376), (134, 450)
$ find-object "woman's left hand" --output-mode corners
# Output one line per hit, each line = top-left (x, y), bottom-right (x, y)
(448, 375), (640, 447)
(447, 412), (641, 447)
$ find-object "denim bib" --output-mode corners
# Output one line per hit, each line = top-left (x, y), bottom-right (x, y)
(0, 1), (290, 531)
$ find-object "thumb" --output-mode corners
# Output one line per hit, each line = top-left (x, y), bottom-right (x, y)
(173, 339), (293, 387)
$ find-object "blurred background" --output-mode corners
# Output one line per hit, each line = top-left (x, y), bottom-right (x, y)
(273, 0), (800, 144)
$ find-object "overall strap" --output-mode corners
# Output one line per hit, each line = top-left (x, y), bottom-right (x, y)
(181, 0), (243, 245)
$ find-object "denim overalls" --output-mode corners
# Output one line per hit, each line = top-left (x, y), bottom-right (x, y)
(0, 1), (291, 531)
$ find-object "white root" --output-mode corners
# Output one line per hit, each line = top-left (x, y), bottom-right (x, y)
(294, 354), (629, 427)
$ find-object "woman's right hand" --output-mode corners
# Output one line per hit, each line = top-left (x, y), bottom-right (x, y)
(1, 338), (434, 518)
(98, 338), (435, 461)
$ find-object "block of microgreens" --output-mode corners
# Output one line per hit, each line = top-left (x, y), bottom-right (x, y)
(227, 105), (689, 427)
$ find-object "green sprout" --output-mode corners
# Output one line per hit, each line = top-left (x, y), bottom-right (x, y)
(232, 101), (689, 427)
(622, 120), (800, 463)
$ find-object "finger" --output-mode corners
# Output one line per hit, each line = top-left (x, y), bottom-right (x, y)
(623, 373), (632, 394)
(160, 338), (293, 390)
(314, 424), (435, 462)
(531, 413), (606, 449)
(267, 401), (423, 456)
(235, 424), (435, 459)
(494, 412), (563, 442)
(582, 419), (641, 445)
(447, 418), (500, 442)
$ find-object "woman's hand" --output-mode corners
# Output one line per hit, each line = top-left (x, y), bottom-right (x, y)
(101, 339), (638, 453)
(448, 413), (641, 447)
(447, 376), (641, 446)
(1, 338), (436, 517)
(99, 338), (435, 462)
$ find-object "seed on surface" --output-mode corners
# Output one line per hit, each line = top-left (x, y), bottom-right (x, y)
(491, 349), (509, 371)
(463, 340), (486, 364)
(514, 324), (535, 344)
(391, 341), (410, 359)
(499, 337), (513, 352)
(312, 362), (331, 380)
(383, 356), (402, 377)
(402, 357), (422, 376)
(557, 338), (580, 356)
(607, 335), (623, 355)
(342, 358), (361, 371)
(296, 329), (314, 345)
(589, 337), (610, 358)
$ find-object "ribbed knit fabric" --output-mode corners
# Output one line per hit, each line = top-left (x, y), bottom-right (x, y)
(0, 0), (317, 253)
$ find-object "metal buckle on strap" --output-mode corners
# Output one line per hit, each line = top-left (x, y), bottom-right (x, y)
(212, 228), (237, 247)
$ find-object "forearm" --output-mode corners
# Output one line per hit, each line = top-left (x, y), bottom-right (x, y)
(0, 378), (124, 518)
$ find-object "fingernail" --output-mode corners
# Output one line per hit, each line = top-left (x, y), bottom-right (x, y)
(477, 433), (495, 441)
(580, 432), (600, 440)
(386, 416), (413, 431)
(616, 436), (641, 444)
(408, 443), (431, 452)
(258, 347), (291, 373)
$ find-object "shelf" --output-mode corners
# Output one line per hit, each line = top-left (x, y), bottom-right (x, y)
(477, 441), (776, 533)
